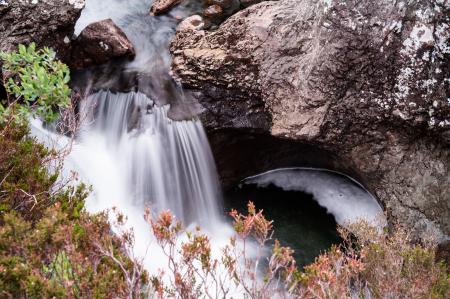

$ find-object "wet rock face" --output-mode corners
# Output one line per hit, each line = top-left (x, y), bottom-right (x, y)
(0, 0), (84, 61)
(150, 0), (184, 16)
(171, 0), (450, 241)
(70, 19), (135, 70)
(204, 5), (224, 24)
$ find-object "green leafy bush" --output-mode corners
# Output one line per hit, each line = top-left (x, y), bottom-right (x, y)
(0, 43), (71, 123)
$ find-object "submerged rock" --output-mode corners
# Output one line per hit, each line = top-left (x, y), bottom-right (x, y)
(204, 4), (224, 23)
(171, 0), (450, 242)
(177, 15), (206, 32)
(70, 19), (135, 70)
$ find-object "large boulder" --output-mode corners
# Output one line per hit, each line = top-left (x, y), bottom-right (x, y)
(70, 19), (135, 70)
(170, 0), (450, 241)
(0, 0), (84, 61)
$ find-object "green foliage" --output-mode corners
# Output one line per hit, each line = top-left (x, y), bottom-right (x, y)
(0, 43), (71, 123)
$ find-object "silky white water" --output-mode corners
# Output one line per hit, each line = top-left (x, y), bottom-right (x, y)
(78, 90), (222, 225)
(30, 90), (234, 276)
(71, 0), (224, 228)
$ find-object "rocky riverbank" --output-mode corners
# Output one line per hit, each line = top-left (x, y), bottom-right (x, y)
(170, 0), (450, 242)
(1, 0), (448, 247)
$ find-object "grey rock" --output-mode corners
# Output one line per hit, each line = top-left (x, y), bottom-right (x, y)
(0, 0), (84, 89)
(70, 19), (135, 70)
(171, 0), (450, 242)
(177, 15), (206, 32)
(204, 4), (224, 24)
(0, 0), (84, 61)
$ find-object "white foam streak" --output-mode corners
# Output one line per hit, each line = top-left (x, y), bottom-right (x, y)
(245, 168), (385, 227)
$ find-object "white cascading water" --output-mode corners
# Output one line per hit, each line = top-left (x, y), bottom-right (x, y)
(31, 89), (232, 274)
(28, 0), (235, 274)
(77, 90), (222, 226)
(62, 90), (230, 273)
(71, 0), (225, 229)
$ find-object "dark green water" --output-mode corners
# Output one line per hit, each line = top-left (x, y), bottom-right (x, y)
(224, 183), (342, 268)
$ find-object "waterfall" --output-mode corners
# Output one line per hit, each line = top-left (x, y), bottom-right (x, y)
(22, 0), (231, 273)
(31, 87), (229, 273)
(77, 90), (222, 226)
(30, 88), (228, 267)
(67, 0), (225, 230)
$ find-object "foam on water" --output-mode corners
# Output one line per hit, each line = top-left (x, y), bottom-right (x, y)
(244, 168), (385, 227)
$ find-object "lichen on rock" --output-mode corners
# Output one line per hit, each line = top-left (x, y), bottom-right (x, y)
(170, 0), (450, 242)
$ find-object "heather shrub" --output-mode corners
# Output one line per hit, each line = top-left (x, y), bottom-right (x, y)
(146, 202), (299, 298)
(147, 205), (449, 299)
(0, 43), (149, 297)
(285, 221), (449, 299)
(0, 123), (150, 298)
(0, 121), (62, 222)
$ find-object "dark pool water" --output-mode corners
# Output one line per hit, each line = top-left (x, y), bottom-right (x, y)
(224, 183), (342, 268)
